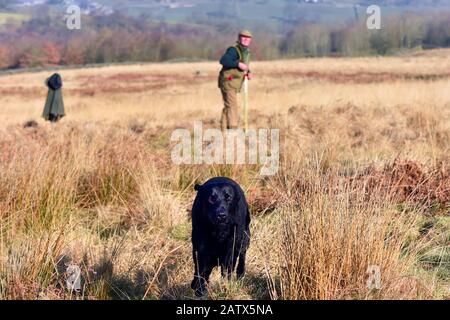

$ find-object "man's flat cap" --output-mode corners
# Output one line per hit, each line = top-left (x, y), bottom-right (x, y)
(239, 29), (253, 38)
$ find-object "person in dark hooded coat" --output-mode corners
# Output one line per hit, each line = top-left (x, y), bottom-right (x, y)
(43, 73), (65, 122)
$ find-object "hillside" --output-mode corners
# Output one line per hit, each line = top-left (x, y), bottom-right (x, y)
(5, 0), (450, 30)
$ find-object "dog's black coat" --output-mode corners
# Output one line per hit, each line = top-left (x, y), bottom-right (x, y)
(191, 177), (250, 296)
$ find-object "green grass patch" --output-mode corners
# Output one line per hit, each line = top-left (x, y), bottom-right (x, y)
(0, 12), (29, 25)
(169, 222), (191, 242)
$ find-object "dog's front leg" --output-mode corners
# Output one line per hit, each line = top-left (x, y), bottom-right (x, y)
(236, 251), (247, 279)
(191, 252), (214, 297)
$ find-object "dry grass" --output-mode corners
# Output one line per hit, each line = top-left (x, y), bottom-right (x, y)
(0, 50), (449, 300)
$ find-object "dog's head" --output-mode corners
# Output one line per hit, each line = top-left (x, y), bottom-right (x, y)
(195, 183), (237, 226)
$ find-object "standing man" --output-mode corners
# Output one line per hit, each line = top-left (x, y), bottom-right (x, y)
(218, 30), (253, 130)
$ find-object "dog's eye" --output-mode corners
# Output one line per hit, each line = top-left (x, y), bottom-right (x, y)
(208, 194), (218, 204)
(224, 194), (231, 202)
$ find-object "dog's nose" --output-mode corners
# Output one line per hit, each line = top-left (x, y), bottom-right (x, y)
(217, 211), (227, 221)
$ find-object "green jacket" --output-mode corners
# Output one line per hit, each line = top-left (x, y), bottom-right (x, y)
(42, 78), (65, 121)
(218, 42), (250, 92)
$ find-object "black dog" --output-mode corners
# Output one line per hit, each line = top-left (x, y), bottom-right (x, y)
(191, 177), (251, 297)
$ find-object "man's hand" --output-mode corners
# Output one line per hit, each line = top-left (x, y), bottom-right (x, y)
(238, 62), (249, 71)
(246, 72), (253, 80)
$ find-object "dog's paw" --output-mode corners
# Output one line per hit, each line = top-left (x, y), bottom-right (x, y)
(191, 278), (207, 297)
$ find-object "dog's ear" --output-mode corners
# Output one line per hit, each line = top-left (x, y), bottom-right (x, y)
(233, 185), (242, 203)
(194, 184), (203, 191)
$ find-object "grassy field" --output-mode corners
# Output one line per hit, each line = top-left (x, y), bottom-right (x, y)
(0, 12), (29, 25)
(0, 49), (448, 299)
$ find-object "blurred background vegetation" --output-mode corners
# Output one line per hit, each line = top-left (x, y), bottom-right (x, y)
(0, 0), (449, 69)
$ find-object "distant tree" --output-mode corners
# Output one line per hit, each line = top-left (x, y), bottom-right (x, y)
(423, 15), (450, 48)
(18, 46), (47, 68)
(370, 32), (392, 55)
(62, 37), (86, 65)
(0, 46), (12, 69)
(42, 41), (61, 66)
(156, 34), (176, 61)
(280, 24), (331, 57)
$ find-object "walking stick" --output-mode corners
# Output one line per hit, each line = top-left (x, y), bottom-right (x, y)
(243, 74), (249, 133)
